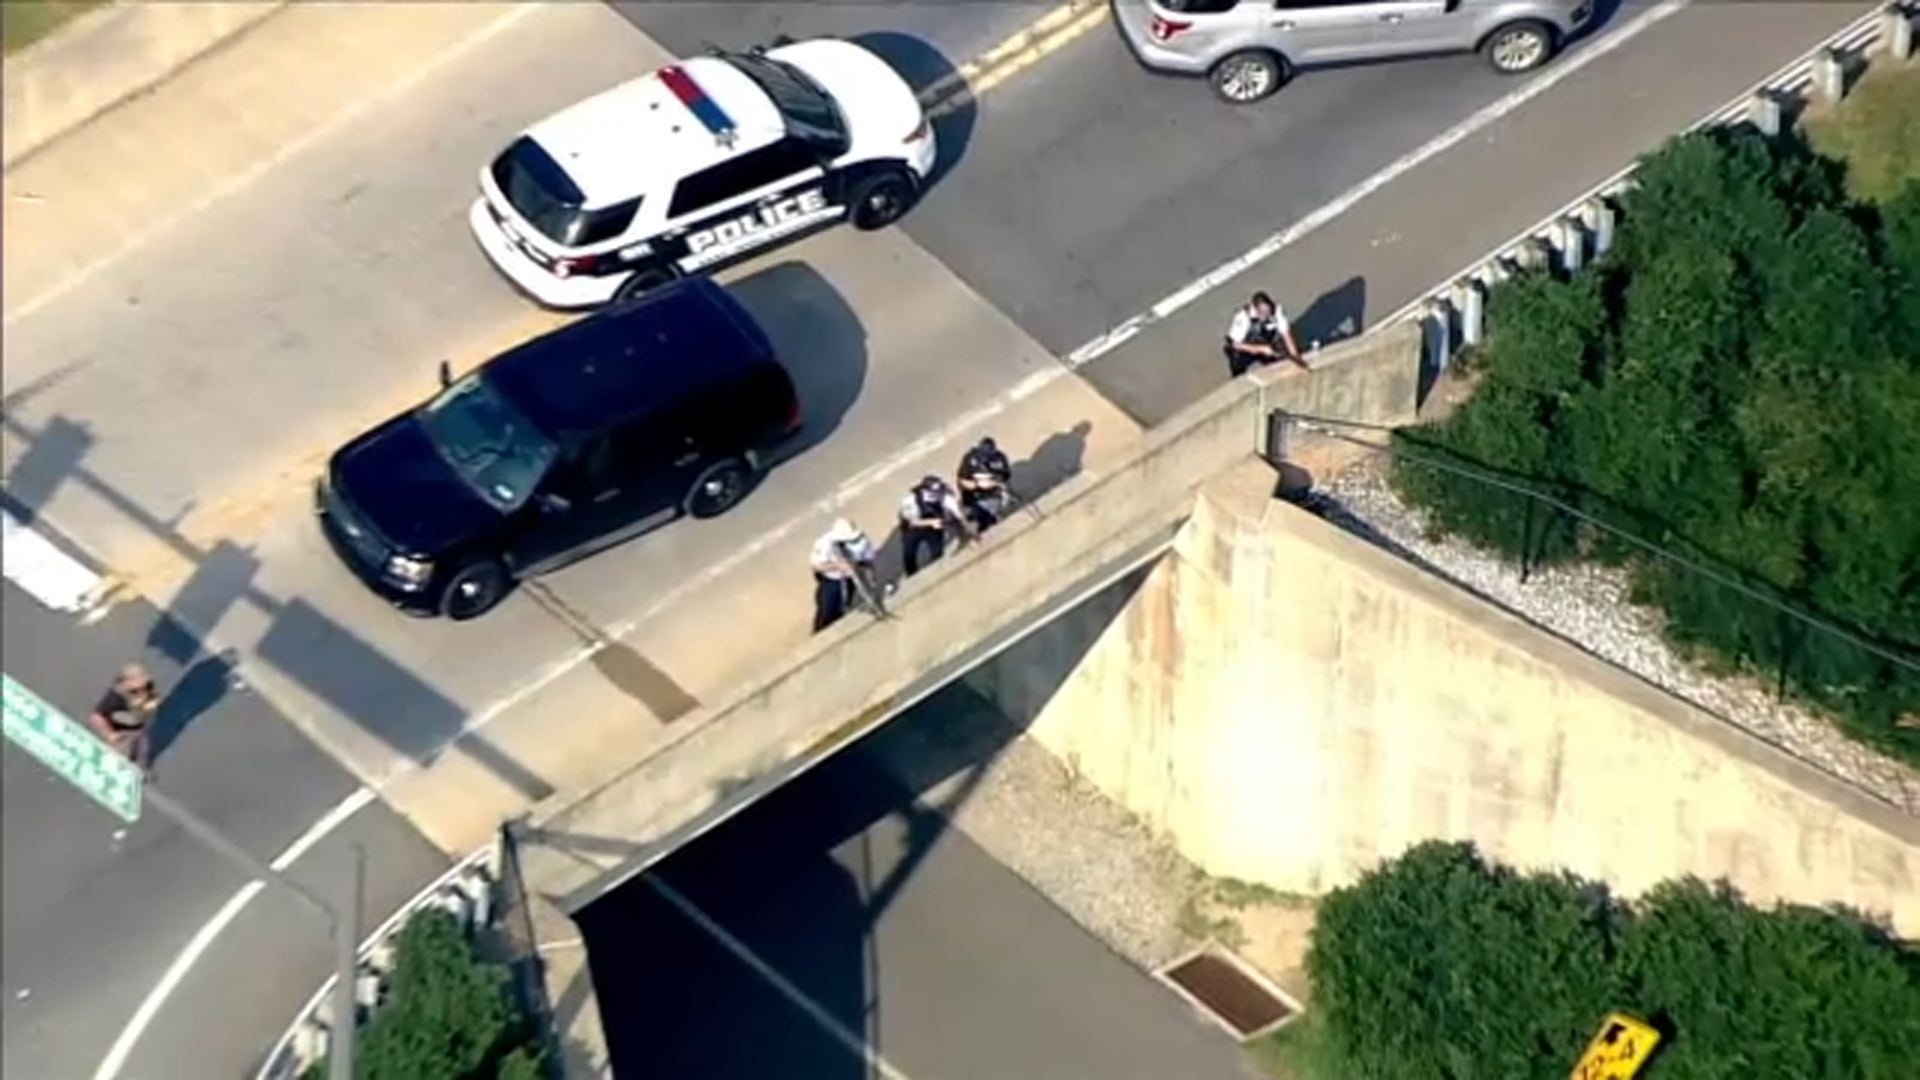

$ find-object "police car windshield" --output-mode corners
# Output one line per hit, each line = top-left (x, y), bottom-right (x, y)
(490, 137), (632, 247)
(725, 54), (848, 150)
(417, 374), (559, 513)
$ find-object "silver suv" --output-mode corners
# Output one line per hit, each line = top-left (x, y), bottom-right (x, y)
(1114, 0), (1595, 103)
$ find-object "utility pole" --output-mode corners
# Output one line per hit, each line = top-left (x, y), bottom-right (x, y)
(142, 783), (360, 1079)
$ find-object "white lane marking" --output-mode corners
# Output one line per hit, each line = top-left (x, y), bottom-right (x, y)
(2, 508), (106, 614)
(648, 877), (913, 1080)
(90, 882), (266, 1080)
(269, 786), (375, 871)
(90, 786), (375, 1080)
(1062, 0), (1693, 368)
(2, 4), (540, 328)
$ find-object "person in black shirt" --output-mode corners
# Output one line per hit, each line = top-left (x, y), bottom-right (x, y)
(956, 437), (1014, 534)
(88, 663), (160, 774)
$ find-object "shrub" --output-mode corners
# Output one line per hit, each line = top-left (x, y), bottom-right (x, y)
(1388, 126), (1920, 763)
(307, 910), (545, 1080)
(1305, 842), (1920, 1080)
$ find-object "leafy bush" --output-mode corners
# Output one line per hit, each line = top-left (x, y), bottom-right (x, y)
(1305, 842), (1920, 1080)
(307, 909), (545, 1080)
(1389, 126), (1920, 762)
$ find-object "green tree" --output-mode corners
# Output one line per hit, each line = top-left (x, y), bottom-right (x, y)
(307, 910), (546, 1080)
(1306, 842), (1619, 1079)
(1304, 844), (1920, 1079)
(1388, 125), (1920, 764)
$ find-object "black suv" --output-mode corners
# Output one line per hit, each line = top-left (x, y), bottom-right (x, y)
(315, 277), (801, 620)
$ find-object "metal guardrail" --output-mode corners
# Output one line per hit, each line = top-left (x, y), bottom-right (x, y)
(254, 843), (498, 1080)
(1383, 2), (1913, 369)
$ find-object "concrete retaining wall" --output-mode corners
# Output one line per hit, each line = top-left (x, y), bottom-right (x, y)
(3, 1), (287, 168)
(969, 459), (1920, 933)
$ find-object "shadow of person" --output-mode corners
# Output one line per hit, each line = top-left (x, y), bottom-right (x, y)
(1012, 420), (1093, 505)
(1293, 275), (1367, 352)
(150, 649), (238, 761)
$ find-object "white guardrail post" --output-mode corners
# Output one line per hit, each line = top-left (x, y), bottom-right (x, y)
(1380, 2), (1899, 372)
(255, 845), (500, 1080)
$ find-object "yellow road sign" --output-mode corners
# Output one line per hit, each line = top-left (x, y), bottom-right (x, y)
(1572, 1012), (1662, 1080)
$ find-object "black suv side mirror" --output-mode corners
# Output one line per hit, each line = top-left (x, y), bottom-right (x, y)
(536, 492), (572, 514)
(438, 360), (453, 389)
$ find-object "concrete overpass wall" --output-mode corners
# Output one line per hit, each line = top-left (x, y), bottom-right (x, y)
(968, 460), (1920, 934)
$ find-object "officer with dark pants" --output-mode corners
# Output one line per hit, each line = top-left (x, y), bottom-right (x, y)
(899, 474), (965, 576)
(956, 436), (1013, 534)
(1224, 290), (1306, 377)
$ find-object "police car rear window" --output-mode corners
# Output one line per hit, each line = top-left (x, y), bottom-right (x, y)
(1160, 0), (1240, 12)
(490, 137), (639, 248)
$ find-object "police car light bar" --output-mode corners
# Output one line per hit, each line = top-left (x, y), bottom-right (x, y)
(659, 65), (737, 145)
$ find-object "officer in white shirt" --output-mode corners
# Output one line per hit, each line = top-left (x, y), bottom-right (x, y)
(810, 517), (877, 632)
(1224, 291), (1306, 377)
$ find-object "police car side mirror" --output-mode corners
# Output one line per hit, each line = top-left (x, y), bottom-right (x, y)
(438, 360), (453, 389)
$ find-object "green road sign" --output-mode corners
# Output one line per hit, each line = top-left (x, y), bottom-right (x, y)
(2, 673), (142, 823)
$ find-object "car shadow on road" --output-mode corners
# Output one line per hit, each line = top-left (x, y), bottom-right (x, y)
(726, 260), (868, 467)
(850, 32), (977, 191)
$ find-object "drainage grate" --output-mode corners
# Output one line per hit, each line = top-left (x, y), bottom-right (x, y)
(1159, 949), (1298, 1040)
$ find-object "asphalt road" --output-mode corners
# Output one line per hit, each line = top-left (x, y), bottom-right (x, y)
(0, 576), (446, 1080)
(580, 681), (1259, 1080)
(0, 1), (1872, 1076)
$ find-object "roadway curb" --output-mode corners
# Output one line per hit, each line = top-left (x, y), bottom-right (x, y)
(2, 0), (289, 170)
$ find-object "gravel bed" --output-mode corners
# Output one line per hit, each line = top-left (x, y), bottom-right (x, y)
(864, 681), (1201, 970)
(1316, 458), (1920, 816)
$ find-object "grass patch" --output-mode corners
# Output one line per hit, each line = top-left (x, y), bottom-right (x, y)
(1243, 1012), (1340, 1080)
(2, 1), (107, 55)
(1804, 59), (1920, 202)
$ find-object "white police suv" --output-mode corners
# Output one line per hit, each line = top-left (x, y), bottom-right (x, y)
(470, 39), (937, 309)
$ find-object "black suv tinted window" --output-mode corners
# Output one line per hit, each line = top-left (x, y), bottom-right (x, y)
(668, 138), (818, 218)
(492, 137), (641, 248)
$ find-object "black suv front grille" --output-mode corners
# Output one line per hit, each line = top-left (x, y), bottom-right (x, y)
(320, 478), (392, 570)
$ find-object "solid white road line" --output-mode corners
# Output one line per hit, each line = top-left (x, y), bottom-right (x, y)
(90, 786), (375, 1080)
(2, 5), (540, 328)
(648, 877), (914, 1080)
(1062, 0), (1693, 368)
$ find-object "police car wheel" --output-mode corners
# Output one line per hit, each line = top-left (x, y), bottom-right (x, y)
(615, 266), (677, 303)
(1209, 51), (1286, 104)
(685, 458), (755, 519)
(848, 171), (917, 231)
(441, 559), (509, 620)
(1483, 20), (1554, 74)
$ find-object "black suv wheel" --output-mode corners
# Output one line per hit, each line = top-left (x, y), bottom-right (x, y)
(441, 559), (509, 620)
(848, 170), (917, 231)
(615, 265), (678, 303)
(685, 458), (755, 519)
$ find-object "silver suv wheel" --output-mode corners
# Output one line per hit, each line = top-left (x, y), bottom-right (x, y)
(1209, 50), (1285, 104)
(1485, 22), (1552, 73)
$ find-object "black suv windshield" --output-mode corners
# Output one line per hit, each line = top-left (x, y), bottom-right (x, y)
(725, 54), (849, 152)
(490, 136), (638, 248)
(417, 374), (559, 512)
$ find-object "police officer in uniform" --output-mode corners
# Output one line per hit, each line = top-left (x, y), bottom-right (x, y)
(956, 436), (1014, 534)
(1224, 291), (1306, 377)
(898, 474), (967, 576)
(810, 517), (877, 632)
